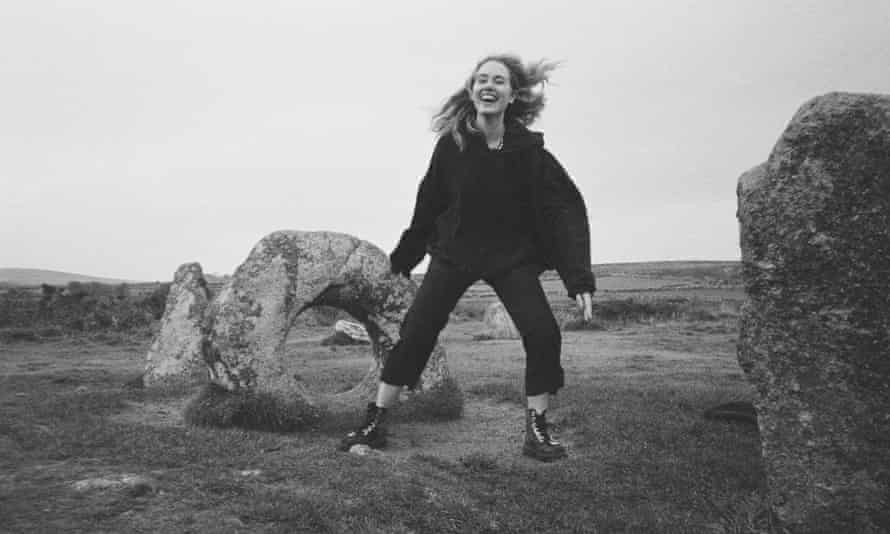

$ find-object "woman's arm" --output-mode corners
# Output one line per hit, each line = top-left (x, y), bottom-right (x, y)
(539, 149), (597, 298)
(389, 138), (449, 277)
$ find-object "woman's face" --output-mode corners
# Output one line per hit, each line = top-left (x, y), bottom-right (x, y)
(469, 60), (514, 117)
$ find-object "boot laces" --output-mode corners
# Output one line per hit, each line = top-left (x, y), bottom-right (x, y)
(361, 420), (377, 436)
(358, 405), (381, 436)
(531, 412), (560, 446)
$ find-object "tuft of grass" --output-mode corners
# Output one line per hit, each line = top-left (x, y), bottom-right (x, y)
(183, 383), (322, 432)
(0, 327), (40, 342)
(459, 452), (499, 473)
(466, 381), (524, 405)
(561, 318), (606, 331)
(395, 375), (464, 422)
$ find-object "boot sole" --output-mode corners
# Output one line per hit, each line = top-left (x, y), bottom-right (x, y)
(522, 443), (567, 462)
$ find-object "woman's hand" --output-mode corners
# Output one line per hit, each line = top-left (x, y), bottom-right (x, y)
(575, 292), (593, 322)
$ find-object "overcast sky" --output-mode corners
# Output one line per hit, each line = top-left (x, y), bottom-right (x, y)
(2, 1), (887, 281)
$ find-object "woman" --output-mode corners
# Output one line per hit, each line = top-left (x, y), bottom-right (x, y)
(340, 54), (596, 462)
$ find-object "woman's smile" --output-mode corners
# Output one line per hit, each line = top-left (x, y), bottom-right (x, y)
(470, 60), (514, 115)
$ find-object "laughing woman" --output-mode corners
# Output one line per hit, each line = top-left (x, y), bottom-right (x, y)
(339, 53), (596, 461)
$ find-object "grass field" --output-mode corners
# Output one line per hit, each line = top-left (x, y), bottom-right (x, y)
(1, 263), (772, 533)
(0, 308), (772, 532)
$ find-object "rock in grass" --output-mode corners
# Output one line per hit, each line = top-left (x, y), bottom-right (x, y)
(144, 262), (212, 387)
(72, 474), (156, 495)
(481, 301), (520, 339)
(736, 92), (890, 532)
(349, 444), (385, 457)
(320, 320), (370, 346)
(334, 319), (370, 343)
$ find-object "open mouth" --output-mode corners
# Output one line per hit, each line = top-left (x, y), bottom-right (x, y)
(479, 92), (498, 103)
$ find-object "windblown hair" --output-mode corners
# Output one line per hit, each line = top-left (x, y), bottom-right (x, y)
(431, 53), (559, 150)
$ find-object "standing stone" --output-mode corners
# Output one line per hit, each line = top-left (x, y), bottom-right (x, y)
(144, 262), (212, 387)
(482, 301), (520, 339)
(202, 230), (456, 408)
(737, 92), (890, 532)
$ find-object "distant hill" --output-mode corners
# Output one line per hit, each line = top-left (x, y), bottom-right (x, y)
(0, 268), (141, 287)
(1, 260), (741, 289)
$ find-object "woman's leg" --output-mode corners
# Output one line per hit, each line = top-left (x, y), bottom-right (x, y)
(526, 392), (549, 413)
(486, 264), (566, 461)
(374, 382), (402, 409)
(340, 258), (475, 451)
(379, 257), (476, 391)
(486, 264), (563, 398)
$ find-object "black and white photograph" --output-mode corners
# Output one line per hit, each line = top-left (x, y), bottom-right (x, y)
(1, 1), (888, 532)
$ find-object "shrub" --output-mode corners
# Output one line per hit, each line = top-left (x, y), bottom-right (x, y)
(562, 318), (606, 331)
(140, 283), (171, 320)
(555, 296), (735, 327)
(183, 383), (322, 433)
(0, 328), (40, 343)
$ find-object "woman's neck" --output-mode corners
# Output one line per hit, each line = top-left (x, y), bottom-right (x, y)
(475, 113), (505, 148)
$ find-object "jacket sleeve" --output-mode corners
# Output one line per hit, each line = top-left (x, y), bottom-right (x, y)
(389, 138), (449, 277)
(539, 149), (597, 298)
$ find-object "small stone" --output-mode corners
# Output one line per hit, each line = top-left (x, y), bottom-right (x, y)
(237, 469), (262, 477)
(72, 474), (156, 493)
(349, 444), (384, 457)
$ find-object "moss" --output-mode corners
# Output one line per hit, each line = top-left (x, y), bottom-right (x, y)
(183, 383), (322, 432)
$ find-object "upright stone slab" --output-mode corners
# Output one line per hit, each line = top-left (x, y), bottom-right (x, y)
(737, 92), (890, 532)
(202, 230), (456, 408)
(482, 301), (520, 339)
(144, 262), (212, 387)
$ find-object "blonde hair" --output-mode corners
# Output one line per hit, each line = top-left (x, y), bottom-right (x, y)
(431, 54), (558, 150)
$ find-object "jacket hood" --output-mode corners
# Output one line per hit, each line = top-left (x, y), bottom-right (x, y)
(502, 122), (544, 153)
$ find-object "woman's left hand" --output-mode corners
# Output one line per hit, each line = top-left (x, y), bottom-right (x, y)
(575, 292), (593, 322)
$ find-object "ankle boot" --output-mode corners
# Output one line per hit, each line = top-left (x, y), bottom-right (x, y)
(339, 402), (388, 451)
(523, 408), (567, 461)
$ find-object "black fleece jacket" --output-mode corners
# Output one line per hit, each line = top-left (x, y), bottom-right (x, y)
(390, 123), (596, 298)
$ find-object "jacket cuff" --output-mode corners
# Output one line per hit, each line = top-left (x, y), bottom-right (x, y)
(565, 274), (596, 299)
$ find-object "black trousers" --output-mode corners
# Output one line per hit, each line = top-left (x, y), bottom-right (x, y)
(381, 257), (564, 396)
